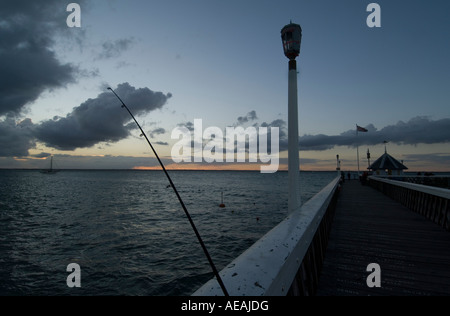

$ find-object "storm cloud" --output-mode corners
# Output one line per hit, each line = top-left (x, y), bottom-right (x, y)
(0, 0), (83, 116)
(35, 83), (172, 150)
(230, 113), (450, 152)
(0, 118), (35, 157)
(298, 117), (450, 151)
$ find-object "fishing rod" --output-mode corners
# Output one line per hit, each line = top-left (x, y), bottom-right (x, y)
(107, 87), (229, 296)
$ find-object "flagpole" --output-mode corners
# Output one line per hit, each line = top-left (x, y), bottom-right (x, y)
(356, 124), (360, 176)
(355, 125), (369, 177)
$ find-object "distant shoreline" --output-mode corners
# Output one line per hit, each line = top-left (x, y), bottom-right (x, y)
(1, 169), (450, 174)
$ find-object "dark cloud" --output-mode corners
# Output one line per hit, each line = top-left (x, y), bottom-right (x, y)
(35, 83), (172, 150)
(298, 117), (450, 151)
(231, 115), (450, 153)
(31, 152), (52, 159)
(95, 38), (135, 60)
(375, 117), (450, 145)
(299, 134), (349, 151)
(236, 110), (258, 125)
(178, 122), (195, 132)
(149, 128), (166, 138)
(0, 0), (84, 116)
(0, 118), (36, 157)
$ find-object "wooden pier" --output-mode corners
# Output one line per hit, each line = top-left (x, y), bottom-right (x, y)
(316, 180), (450, 296)
(194, 176), (449, 297)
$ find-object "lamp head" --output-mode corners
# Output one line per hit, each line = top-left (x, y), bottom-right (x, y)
(281, 22), (302, 60)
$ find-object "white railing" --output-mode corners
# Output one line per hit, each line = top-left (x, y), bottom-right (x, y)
(193, 176), (341, 296)
(370, 174), (450, 190)
(369, 176), (450, 230)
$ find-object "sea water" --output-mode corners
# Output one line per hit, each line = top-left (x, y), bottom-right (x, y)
(0, 170), (337, 296)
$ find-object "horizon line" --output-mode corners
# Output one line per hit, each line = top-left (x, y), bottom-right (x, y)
(1, 168), (450, 173)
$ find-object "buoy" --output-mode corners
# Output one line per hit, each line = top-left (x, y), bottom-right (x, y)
(219, 192), (226, 208)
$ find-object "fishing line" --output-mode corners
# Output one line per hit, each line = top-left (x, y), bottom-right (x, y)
(107, 87), (229, 296)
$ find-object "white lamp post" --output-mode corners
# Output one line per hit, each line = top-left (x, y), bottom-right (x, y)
(281, 22), (302, 213)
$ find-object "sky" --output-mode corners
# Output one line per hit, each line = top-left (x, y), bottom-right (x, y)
(1, 0), (449, 171)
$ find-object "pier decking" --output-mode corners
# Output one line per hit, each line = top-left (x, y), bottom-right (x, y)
(317, 180), (450, 296)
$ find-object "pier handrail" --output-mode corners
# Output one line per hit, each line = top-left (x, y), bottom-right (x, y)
(369, 176), (450, 230)
(369, 175), (450, 190)
(369, 176), (450, 199)
(193, 176), (341, 296)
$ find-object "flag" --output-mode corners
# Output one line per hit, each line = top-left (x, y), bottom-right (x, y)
(357, 125), (368, 132)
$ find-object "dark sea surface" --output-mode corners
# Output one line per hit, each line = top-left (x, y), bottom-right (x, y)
(0, 170), (337, 296)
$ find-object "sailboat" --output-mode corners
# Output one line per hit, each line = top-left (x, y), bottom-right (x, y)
(40, 156), (59, 174)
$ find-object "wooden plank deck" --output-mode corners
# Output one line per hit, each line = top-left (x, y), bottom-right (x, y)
(316, 180), (450, 296)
